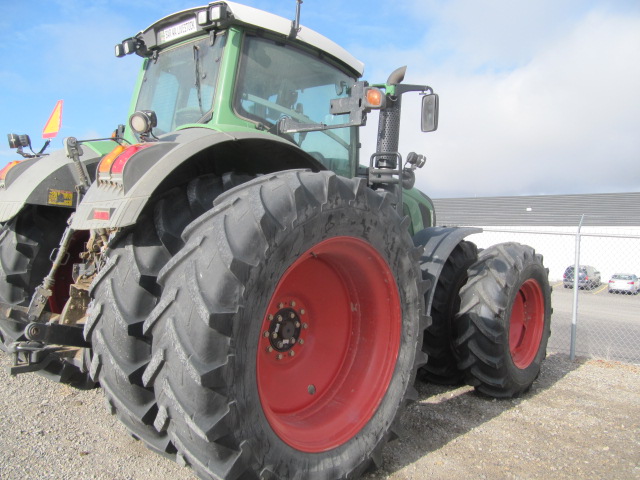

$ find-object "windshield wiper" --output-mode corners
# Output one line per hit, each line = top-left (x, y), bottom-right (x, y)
(193, 45), (204, 114)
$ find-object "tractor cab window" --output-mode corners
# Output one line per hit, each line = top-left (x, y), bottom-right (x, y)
(135, 35), (224, 134)
(235, 35), (358, 177)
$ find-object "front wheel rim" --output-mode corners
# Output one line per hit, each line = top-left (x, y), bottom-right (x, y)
(509, 278), (545, 369)
(256, 236), (402, 453)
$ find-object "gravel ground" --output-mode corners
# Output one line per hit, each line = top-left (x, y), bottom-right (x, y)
(0, 352), (638, 480)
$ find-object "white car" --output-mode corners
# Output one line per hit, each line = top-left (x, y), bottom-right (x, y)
(608, 274), (640, 295)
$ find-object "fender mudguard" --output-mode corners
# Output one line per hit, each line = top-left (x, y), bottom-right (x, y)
(71, 128), (323, 230)
(413, 226), (482, 316)
(0, 144), (108, 222)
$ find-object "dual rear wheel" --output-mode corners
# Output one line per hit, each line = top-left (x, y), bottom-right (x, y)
(422, 241), (551, 397)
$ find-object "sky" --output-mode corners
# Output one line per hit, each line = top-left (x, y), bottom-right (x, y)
(1, 0), (639, 198)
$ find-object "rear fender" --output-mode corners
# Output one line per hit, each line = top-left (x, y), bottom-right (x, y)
(0, 149), (101, 222)
(413, 226), (482, 316)
(71, 128), (323, 230)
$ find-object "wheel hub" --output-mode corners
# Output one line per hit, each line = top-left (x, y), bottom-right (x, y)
(263, 301), (308, 360)
(268, 307), (302, 352)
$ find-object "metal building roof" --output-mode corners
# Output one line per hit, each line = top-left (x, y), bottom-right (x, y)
(433, 192), (640, 227)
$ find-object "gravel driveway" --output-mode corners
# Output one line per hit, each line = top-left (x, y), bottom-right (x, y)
(0, 353), (638, 479)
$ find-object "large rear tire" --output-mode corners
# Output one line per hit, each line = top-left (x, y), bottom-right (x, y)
(144, 171), (425, 479)
(455, 243), (551, 398)
(85, 175), (226, 457)
(0, 205), (71, 307)
(419, 240), (477, 385)
(0, 205), (94, 387)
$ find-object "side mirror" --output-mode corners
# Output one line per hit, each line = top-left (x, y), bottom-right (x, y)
(421, 93), (439, 132)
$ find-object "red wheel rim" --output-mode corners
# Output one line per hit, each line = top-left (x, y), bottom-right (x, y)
(509, 278), (545, 368)
(256, 236), (402, 453)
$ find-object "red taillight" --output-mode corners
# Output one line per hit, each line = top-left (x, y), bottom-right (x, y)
(97, 143), (153, 182)
(628, 281), (635, 285)
(92, 209), (111, 220)
(98, 145), (125, 174)
(0, 160), (21, 181)
(111, 144), (153, 175)
(609, 280), (614, 283)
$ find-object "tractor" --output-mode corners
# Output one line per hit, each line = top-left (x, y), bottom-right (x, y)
(0, 2), (551, 479)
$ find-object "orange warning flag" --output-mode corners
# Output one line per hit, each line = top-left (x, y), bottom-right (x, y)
(42, 100), (63, 139)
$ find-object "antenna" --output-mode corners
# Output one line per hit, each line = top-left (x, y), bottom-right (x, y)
(289, 0), (303, 39)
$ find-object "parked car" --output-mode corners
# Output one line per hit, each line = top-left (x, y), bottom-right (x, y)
(563, 265), (601, 289)
(608, 273), (640, 295)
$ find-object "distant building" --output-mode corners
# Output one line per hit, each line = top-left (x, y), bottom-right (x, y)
(433, 192), (640, 227)
(432, 192), (640, 282)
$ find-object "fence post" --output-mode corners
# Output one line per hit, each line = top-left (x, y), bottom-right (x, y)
(570, 214), (585, 361)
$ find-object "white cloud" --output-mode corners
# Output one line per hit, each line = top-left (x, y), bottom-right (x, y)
(361, 3), (640, 197)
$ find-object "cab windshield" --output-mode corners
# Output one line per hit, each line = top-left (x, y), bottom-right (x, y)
(135, 35), (224, 135)
(234, 35), (358, 177)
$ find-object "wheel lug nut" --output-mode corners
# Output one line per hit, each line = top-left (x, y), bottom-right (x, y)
(278, 303), (284, 309)
(263, 331), (269, 338)
(289, 350), (295, 357)
(272, 332), (278, 339)
(302, 323), (308, 329)
(277, 342), (283, 349)
(277, 315), (283, 322)
(300, 309), (305, 315)
(266, 346), (273, 353)
(291, 338), (296, 345)
(289, 313), (295, 319)
(276, 354), (283, 360)
(268, 314), (274, 321)
(291, 301), (296, 307)
(295, 321), (301, 328)
(308, 384), (316, 395)
(298, 338), (304, 345)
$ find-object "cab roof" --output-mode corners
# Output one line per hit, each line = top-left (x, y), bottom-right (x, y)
(131, 1), (364, 77)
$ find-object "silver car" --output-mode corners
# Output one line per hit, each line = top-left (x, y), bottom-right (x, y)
(608, 274), (640, 295)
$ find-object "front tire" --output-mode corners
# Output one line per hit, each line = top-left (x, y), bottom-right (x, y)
(145, 171), (425, 479)
(455, 243), (551, 398)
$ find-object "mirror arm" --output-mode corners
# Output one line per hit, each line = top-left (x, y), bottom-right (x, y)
(394, 84), (433, 96)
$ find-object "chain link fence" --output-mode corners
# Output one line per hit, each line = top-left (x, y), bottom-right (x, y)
(459, 223), (640, 365)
